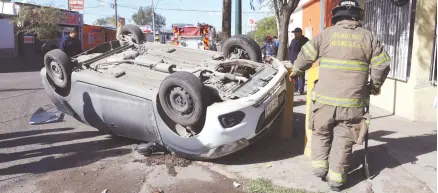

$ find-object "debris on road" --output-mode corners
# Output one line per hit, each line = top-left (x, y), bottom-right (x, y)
(266, 163), (272, 168)
(233, 181), (241, 188)
(152, 189), (164, 193)
(101, 189), (108, 193)
(133, 154), (192, 176)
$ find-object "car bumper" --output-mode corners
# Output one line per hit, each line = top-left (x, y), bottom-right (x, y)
(171, 59), (288, 159)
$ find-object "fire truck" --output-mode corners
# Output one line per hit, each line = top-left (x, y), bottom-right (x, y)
(172, 23), (217, 51)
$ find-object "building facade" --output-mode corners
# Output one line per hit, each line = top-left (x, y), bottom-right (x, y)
(290, 0), (437, 122)
(0, 2), (83, 57)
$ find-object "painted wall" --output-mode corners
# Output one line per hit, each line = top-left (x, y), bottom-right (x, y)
(302, 0), (321, 39)
(0, 18), (17, 58)
(324, 0), (339, 28)
(0, 19), (14, 49)
(82, 24), (116, 51)
(288, 7), (303, 46)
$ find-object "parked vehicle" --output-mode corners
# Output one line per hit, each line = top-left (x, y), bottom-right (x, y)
(35, 24), (288, 159)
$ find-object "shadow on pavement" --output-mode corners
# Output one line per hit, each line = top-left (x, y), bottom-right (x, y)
(213, 112), (306, 165)
(0, 136), (137, 176)
(0, 127), (74, 140)
(346, 130), (437, 189)
(0, 88), (44, 92)
(293, 100), (307, 107)
(0, 56), (44, 73)
(0, 130), (103, 150)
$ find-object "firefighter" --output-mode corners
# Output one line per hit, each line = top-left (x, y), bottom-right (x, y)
(289, 0), (391, 191)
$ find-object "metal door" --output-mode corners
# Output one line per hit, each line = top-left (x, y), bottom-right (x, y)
(363, 0), (416, 81)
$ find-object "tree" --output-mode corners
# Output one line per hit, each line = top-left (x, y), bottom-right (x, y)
(252, 0), (301, 60)
(131, 6), (166, 30)
(248, 16), (278, 45)
(222, 0), (232, 42)
(93, 18), (109, 26)
(13, 4), (65, 40)
(93, 15), (118, 27)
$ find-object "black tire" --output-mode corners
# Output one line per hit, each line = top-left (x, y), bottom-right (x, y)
(158, 71), (205, 126)
(119, 24), (145, 44)
(44, 49), (72, 88)
(222, 34), (262, 63)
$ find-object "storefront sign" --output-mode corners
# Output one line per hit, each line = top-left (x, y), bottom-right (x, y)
(68, 0), (84, 11)
(118, 17), (125, 25)
(139, 25), (152, 33)
(23, 35), (35, 44)
(60, 12), (83, 26)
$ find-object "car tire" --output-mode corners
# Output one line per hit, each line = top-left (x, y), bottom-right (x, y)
(119, 24), (145, 44)
(222, 34), (262, 63)
(44, 49), (72, 89)
(158, 71), (205, 126)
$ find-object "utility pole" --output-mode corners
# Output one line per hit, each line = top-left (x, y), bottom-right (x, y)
(114, 0), (118, 29)
(222, 0), (231, 42)
(235, 0), (242, 35)
(152, 0), (155, 42)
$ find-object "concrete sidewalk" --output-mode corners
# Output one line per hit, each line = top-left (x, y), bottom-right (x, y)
(201, 94), (437, 193)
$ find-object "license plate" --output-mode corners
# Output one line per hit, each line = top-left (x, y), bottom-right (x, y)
(265, 96), (279, 117)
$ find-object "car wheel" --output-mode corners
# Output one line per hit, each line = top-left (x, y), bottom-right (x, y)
(44, 49), (72, 89)
(119, 24), (145, 44)
(158, 71), (205, 127)
(222, 34), (262, 63)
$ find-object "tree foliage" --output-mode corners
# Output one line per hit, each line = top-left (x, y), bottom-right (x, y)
(248, 16), (278, 45)
(251, 0), (301, 60)
(131, 6), (166, 30)
(93, 15), (118, 27)
(13, 4), (65, 39)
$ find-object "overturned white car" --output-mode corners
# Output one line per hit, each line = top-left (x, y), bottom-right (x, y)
(37, 24), (288, 159)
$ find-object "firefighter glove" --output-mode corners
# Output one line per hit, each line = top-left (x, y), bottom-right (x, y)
(368, 82), (381, 96)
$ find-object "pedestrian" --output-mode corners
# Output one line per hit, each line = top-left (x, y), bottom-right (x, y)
(289, 0), (391, 191)
(273, 36), (280, 48)
(261, 36), (277, 57)
(59, 27), (82, 57)
(288, 27), (309, 95)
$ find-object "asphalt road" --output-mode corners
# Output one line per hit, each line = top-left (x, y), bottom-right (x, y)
(0, 57), (246, 193)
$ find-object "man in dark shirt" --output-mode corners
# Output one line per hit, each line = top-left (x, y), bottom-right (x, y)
(288, 27), (309, 95)
(60, 27), (82, 57)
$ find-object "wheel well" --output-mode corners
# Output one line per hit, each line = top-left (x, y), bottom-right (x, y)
(155, 94), (206, 138)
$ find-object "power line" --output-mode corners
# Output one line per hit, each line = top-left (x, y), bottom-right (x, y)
(95, 0), (270, 14)
(154, 7), (270, 14)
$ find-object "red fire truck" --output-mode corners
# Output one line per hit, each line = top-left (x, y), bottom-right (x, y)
(172, 23), (217, 51)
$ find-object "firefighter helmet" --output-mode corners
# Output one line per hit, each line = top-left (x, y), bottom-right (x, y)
(331, 0), (364, 24)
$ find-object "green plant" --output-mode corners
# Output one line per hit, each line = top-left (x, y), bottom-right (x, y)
(13, 4), (65, 39)
(244, 179), (315, 193)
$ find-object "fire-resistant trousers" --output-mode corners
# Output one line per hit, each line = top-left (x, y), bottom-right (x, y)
(309, 101), (366, 187)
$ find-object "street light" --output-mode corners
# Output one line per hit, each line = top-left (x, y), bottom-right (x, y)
(152, 0), (161, 42)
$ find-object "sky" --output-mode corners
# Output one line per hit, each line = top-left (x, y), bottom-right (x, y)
(14, 0), (274, 34)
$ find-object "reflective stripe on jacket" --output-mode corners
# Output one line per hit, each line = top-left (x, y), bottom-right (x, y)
(292, 20), (391, 108)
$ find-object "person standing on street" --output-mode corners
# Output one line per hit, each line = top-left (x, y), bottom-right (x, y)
(288, 27), (309, 95)
(273, 36), (280, 49)
(261, 36), (277, 57)
(289, 0), (391, 191)
(59, 27), (82, 57)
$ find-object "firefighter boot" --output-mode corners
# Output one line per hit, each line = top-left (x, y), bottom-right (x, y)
(328, 180), (344, 192)
(312, 168), (328, 181)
